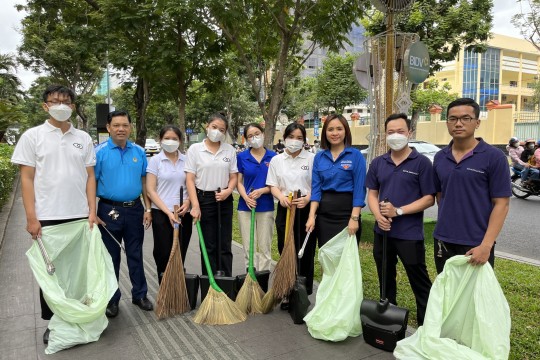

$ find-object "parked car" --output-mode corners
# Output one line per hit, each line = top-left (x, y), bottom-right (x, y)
(361, 140), (441, 163)
(145, 139), (160, 156)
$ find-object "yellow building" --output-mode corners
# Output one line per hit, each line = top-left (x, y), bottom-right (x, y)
(432, 33), (540, 114)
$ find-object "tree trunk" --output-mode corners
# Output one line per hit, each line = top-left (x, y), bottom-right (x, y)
(410, 83), (419, 139)
(75, 103), (88, 131)
(134, 77), (149, 146)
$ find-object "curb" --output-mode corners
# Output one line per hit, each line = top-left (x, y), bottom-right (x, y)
(496, 250), (540, 267)
(0, 173), (19, 252)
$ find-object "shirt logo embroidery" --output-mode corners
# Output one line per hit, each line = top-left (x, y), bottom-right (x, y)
(340, 159), (352, 169)
(265, 161), (270, 167)
(133, 157), (138, 163)
(73, 143), (83, 149)
(301, 165), (309, 170)
(223, 157), (231, 162)
(466, 167), (484, 174)
(403, 169), (418, 175)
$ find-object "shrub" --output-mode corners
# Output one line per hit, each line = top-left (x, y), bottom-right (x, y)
(0, 144), (17, 208)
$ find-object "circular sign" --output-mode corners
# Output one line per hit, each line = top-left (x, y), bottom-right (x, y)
(404, 41), (430, 84)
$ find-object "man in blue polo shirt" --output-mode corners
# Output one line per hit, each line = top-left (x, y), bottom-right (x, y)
(95, 110), (153, 317)
(366, 113), (434, 325)
(433, 98), (511, 273)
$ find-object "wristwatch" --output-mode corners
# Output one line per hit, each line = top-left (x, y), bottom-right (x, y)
(396, 207), (403, 216)
(351, 215), (360, 221)
(145, 209), (152, 213)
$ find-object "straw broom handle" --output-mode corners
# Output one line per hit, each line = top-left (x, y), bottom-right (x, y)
(195, 221), (222, 292)
(248, 207), (257, 280)
(36, 236), (55, 275)
(284, 192), (293, 243)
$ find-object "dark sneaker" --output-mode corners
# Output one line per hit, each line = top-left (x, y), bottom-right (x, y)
(106, 302), (119, 318)
(43, 328), (50, 344)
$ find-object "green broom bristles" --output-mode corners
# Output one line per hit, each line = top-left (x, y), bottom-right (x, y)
(236, 275), (265, 315)
(193, 287), (247, 325)
(155, 232), (190, 319)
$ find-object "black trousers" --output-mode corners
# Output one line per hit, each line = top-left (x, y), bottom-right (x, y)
(434, 239), (495, 274)
(316, 191), (361, 248)
(373, 233), (432, 325)
(275, 204), (315, 295)
(151, 208), (193, 283)
(38, 217), (86, 321)
(197, 192), (233, 276)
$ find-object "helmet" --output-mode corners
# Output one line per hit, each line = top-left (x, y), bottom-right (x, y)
(509, 137), (519, 145)
(524, 138), (535, 144)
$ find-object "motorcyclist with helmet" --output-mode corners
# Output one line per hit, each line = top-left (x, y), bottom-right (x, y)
(520, 139), (540, 187)
(506, 137), (527, 171)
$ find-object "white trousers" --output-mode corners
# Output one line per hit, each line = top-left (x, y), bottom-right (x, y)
(237, 210), (274, 271)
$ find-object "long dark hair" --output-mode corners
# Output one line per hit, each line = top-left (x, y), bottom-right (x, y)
(283, 122), (306, 142)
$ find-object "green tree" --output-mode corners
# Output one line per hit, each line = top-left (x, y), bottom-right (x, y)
(411, 79), (459, 113)
(283, 76), (320, 120)
(316, 53), (368, 114)
(512, 0), (540, 52)
(363, 0), (493, 135)
(17, 0), (108, 130)
(205, 0), (367, 147)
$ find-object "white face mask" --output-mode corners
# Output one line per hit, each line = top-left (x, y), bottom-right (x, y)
(527, 144), (535, 150)
(161, 139), (179, 153)
(285, 139), (304, 153)
(386, 133), (409, 151)
(207, 128), (224, 143)
(47, 104), (72, 122)
(249, 135), (264, 149)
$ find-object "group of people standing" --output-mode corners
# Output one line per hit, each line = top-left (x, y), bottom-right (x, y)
(12, 84), (511, 345)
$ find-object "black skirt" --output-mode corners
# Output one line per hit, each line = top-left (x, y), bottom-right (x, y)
(316, 191), (361, 247)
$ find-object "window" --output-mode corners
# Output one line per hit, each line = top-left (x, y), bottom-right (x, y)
(510, 81), (518, 87)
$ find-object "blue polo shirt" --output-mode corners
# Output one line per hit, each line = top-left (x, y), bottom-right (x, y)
(311, 147), (366, 207)
(95, 137), (147, 201)
(433, 138), (511, 246)
(237, 148), (276, 212)
(366, 148), (435, 240)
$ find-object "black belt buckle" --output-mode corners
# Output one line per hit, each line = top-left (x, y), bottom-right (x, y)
(122, 200), (135, 207)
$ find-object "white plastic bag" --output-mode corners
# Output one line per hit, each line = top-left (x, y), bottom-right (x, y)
(394, 255), (511, 360)
(304, 227), (363, 341)
(26, 220), (118, 354)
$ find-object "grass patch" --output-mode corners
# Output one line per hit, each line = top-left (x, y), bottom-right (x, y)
(231, 194), (540, 359)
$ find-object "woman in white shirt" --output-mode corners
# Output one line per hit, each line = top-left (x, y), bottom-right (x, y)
(185, 113), (238, 276)
(267, 123), (316, 299)
(146, 125), (192, 284)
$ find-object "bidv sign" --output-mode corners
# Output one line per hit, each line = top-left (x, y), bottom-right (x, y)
(404, 41), (430, 84)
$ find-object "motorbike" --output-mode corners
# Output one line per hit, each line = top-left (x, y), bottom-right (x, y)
(511, 167), (540, 199)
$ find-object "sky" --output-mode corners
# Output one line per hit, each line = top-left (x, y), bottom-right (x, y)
(0, 0), (533, 89)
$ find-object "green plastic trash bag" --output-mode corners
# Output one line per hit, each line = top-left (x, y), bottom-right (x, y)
(26, 220), (118, 354)
(394, 255), (510, 360)
(304, 227), (363, 341)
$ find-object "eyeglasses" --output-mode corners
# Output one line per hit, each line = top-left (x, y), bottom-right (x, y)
(47, 100), (72, 106)
(447, 116), (476, 124)
(246, 132), (262, 140)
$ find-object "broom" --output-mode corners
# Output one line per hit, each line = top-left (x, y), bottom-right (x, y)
(236, 207), (265, 314)
(261, 191), (298, 313)
(155, 186), (190, 319)
(193, 221), (247, 325)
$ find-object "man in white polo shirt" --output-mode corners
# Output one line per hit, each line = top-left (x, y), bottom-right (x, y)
(11, 84), (97, 345)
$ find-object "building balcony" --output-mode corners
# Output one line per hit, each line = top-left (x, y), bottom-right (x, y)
(500, 85), (534, 96)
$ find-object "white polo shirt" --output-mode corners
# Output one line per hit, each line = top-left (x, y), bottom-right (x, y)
(184, 139), (238, 191)
(147, 150), (189, 211)
(11, 120), (96, 220)
(266, 149), (315, 197)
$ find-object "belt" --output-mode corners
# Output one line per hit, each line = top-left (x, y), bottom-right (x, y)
(99, 197), (140, 207)
(196, 188), (228, 197)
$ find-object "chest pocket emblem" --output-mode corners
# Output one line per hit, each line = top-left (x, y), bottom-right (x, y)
(342, 164), (351, 170)
(301, 165), (309, 170)
(265, 161), (270, 167)
(73, 143), (83, 149)
(223, 157), (231, 162)
(133, 157), (138, 163)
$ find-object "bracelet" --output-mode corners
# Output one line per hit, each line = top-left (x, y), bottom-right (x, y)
(350, 215), (360, 221)
(145, 209), (152, 213)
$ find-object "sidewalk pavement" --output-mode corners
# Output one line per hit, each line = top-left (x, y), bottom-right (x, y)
(0, 179), (394, 360)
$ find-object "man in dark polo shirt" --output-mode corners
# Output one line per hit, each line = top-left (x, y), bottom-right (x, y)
(366, 113), (434, 325)
(433, 98), (511, 273)
(95, 110), (153, 317)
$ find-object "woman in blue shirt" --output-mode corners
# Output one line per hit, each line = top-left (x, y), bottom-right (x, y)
(237, 123), (277, 271)
(306, 114), (366, 246)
